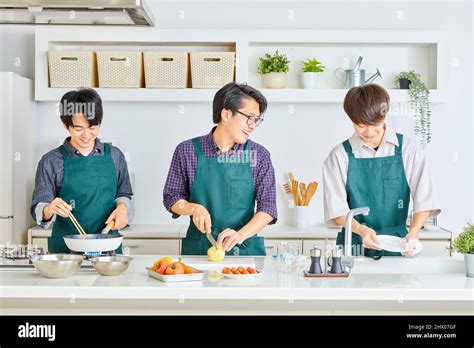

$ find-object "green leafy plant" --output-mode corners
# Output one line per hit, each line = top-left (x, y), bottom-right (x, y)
(301, 58), (326, 73)
(257, 50), (290, 74)
(393, 70), (431, 144)
(450, 223), (474, 254)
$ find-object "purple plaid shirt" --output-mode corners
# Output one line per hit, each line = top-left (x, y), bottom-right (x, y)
(163, 127), (277, 224)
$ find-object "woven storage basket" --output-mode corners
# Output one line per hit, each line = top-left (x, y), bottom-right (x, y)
(96, 51), (143, 88)
(144, 52), (188, 88)
(48, 51), (97, 88)
(190, 52), (235, 88)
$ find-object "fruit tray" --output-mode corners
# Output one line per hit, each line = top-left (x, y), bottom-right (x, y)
(146, 267), (204, 282)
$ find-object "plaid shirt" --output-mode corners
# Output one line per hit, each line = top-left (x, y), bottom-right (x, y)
(163, 127), (277, 224)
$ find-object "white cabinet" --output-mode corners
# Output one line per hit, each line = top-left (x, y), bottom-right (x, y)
(417, 240), (451, 258)
(31, 237), (48, 252)
(122, 239), (180, 256)
(264, 239), (303, 256)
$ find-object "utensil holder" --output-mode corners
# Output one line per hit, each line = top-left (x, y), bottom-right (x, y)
(294, 206), (310, 228)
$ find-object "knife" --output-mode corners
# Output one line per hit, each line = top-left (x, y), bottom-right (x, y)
(206, 231), (217, 247)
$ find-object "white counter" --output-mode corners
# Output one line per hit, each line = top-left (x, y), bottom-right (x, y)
(29, 224), (453, 240)
(1, 255), (471, 315)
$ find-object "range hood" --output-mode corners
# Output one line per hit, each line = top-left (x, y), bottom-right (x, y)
(0, 0), (155, 26)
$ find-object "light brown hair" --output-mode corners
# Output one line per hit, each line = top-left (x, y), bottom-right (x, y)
(343, 84), (390, 125)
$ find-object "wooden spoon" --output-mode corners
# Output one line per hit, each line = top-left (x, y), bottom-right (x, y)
(304, 181), (318, 206)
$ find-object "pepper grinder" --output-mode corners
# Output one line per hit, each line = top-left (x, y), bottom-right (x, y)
(308, 247), (323, 274)
(327, 246), (344, 274)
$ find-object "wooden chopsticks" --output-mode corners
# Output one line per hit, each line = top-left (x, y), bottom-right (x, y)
(69, 212), (89, 239)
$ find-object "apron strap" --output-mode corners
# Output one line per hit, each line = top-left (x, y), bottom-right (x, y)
(395, 133), (403, 155)
(192, 137), (204, 157)
(58, 145), (70, 158)
(103, 143), (111, 157)
(342, 139), (354, 157)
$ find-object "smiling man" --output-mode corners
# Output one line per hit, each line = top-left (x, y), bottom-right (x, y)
(323, 84), (441, 259)
(31, 88), (133, 253)
(163, 82), (277, 256)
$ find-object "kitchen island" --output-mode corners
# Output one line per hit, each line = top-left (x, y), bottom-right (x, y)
(1, 256), (472, 315)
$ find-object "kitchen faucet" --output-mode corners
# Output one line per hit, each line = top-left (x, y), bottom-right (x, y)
(341, 207), (370, 273)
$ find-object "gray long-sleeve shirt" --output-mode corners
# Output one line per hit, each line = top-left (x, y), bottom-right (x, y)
(31, 137), (134, 228)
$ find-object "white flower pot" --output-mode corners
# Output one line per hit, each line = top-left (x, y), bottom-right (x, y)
(302, 72), (320, 89)
(262, 72), (287, 89)
(464, 253), (474, 277)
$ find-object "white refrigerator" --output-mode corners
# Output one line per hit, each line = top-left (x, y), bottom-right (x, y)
(0, 72), (36, 245)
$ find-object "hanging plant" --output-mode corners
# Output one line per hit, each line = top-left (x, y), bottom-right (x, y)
(393, 70), (431, 144)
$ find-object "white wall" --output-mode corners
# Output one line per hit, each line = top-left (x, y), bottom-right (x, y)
(0, 1), (472, 234)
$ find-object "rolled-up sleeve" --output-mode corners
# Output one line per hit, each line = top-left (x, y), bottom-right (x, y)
(254, 146), (278, 224)
(31, 156), (58, 229)
(114, 150), (134, 222)
(405, 143), (441, 217)
(163, 143), (190, 219)
(323, 148), (350, 223)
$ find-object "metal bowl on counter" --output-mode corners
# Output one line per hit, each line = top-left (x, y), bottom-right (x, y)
(89, 256), (133, 276)
(31, 254), (84, 279)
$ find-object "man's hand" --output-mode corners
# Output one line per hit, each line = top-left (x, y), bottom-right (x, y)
(43, 198), (72, 220)
(216, 228), (244, 252)
(191, 204), (212, 234)
(105, 203), (128, 230)
(360, 227), (381, 251)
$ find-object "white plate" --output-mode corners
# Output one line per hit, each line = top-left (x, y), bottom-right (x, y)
(373, 235), (409, 253)
(146, 267), (204, 282)
(217, 269), (264, 279)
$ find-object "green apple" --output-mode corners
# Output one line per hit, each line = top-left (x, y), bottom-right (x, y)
(207, 245), (225, 262)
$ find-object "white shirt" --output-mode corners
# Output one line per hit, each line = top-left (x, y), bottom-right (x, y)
(323, 126), (441, 223)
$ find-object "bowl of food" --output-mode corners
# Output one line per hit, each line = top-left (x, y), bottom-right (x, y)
(31, 254), (84, 278)
(89, 255), (133, 276)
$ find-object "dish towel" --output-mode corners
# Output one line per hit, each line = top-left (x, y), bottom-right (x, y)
(403, 238), (424, 257)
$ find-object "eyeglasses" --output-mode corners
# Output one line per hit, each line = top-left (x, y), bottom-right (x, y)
(234, 110), (264, 127)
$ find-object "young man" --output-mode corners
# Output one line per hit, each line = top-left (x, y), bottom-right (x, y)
(323, 84), (441, 258)
(31, 88), (133, 253)
(163, 82), (277, 255)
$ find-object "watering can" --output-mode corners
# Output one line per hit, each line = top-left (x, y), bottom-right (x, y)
(335, 56), (382, 88)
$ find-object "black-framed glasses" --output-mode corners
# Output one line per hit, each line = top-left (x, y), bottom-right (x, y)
(234, 110), (264, 127)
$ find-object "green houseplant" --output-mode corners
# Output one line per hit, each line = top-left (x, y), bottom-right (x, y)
(450, 223), (474, 277)
(301, 58), (326, 89)
(258, 50), (290, 88)
(394, 71), (431, 144)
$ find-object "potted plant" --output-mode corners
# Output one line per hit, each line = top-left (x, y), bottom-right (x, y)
(258, 50), (290, 89)
(301, 58), (326, 89)
(450, 223), (474, 277)
(393, 70), (431, 144)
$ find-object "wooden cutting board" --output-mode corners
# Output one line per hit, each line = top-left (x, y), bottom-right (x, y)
(181, 257), (256, 270)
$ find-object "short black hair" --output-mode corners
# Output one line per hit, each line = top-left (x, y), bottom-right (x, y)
(59, 88), (103, 128)
(212, 83), (267, 123)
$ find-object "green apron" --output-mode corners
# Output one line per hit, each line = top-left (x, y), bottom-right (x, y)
(336, 133), (410, 259)
(181, 137), (266, 256)
(48, 143), (122, 254)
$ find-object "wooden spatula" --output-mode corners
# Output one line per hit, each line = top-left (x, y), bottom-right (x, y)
(304, 181), (318, 206)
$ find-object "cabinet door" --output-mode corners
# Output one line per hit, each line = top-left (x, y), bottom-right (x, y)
(122, 238), (180, 255)
(32, 237), (48, 253)
(418, 240), (451, 258)
(264, 239), (303, 256)
(302, 239), (326, 255)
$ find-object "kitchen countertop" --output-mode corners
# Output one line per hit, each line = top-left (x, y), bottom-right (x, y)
(29, 224), (453, 240)
(1, 255), (471, 315)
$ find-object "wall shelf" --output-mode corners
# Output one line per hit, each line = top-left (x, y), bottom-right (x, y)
(35, 27), (448, 103)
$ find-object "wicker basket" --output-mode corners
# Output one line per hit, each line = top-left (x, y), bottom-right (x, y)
(144, 52), (189, 88)
(48, 51), (97, 88)
(96, 51), (143, 88)
(190, 52), (235, 88)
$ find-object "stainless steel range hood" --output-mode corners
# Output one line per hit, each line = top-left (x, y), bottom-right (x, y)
(0, 0), (155, 26)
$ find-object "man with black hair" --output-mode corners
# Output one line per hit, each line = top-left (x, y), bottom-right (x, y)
(163, 82), (277, 255)
(31, 88), (133, 253)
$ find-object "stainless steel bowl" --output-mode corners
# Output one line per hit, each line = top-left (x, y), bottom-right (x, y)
(31, 254), (84, 278)
(89, 256), (133, 276)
